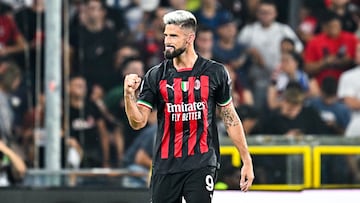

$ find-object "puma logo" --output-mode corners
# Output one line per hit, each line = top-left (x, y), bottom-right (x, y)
(166, 84), (174, 91)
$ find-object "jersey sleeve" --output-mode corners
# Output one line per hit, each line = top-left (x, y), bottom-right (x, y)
(215, 65), (232, 107)
(137, 69), (157, 110)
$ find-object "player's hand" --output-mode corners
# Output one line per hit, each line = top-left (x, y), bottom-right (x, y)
(240, 163), (254, 192)
(124, 74), (142, 95)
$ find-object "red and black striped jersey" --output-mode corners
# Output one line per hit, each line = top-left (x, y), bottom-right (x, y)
(137, 55), (232, 175)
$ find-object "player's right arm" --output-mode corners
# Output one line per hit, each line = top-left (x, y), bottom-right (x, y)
(124, 74), (151, 130)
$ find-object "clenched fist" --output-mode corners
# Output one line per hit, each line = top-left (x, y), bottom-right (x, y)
(124, 74), (142, 95)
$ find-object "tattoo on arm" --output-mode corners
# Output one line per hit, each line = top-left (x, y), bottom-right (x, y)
(131, 94), (137, 102)
(127, 94), (137, 102)
(220, 106), (240, 129)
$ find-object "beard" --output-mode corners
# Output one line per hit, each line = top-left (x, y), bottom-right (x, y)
(164, 46), (186, 59)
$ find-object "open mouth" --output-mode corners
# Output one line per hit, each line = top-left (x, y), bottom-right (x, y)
(165, 46), (175, 51)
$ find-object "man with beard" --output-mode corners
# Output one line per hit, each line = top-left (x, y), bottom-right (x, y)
(124, 10), (254, 203)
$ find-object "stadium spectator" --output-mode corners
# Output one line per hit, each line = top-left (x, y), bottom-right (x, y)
(114, 43), (140, 74)
(213, 13), (252, 86)
(0, 60), (22, 143)
(15, 0), (45, 94)
(337, 40), (360, 183)
(307, 75), (352, 183)
(70, 0), (129, 40)
(104, 57), (145, 165)
(307, 76), (351, 135)
(195, 26), (214, 60)
(0, 59), (26, 186)
(218, 0), (255, 30)
(296, 4), (318, 44)
(103, 2), (129, 40)
(241, 0), (261, 25)
(0, 139), (27, 187)
(260, 82), (329, 136)
(64, 75), (109, 168)
(303, 10), (358, 86)
(69, 0), (118, 94)
(337, 41), (360, 136)
(237, 0), (303, 72)
(280, 37), (297, 53)
(122, 4), (145, 42)
(193, 0), (234, 35)
(327, 0), (358, 33)
(267, 51), (313, 110)
(0, 4), (27, 61)
(337, 38), (360, 183)
(0, 59), (29, 167)
(21, 93), (45, 168)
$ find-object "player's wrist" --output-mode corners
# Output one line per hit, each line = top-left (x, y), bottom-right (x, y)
(241, 155), (252, 165)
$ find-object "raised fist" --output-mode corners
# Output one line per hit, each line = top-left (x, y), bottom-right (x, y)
(124, 74), (142, 95)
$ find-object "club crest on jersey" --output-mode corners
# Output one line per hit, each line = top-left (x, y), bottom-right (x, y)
(194, 79), (201, 90)
(181, 81), (189, 92)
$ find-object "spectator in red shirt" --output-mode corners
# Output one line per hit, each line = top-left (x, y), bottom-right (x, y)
(304, 10), (358, 87)
(0, 8), (26, 59)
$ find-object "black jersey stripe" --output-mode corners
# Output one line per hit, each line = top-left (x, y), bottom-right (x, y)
(159, 79), (170, 159)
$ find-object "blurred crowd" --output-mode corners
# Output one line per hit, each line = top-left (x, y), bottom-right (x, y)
(0, 0), (360, 187)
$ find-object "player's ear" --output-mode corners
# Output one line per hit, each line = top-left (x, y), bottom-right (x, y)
(187, 33), (195, 44)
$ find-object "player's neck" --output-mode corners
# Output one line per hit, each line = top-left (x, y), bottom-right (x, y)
(173, 48), (198, 70)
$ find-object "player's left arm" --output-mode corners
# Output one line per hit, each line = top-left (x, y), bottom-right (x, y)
(219, 102), (254, 192)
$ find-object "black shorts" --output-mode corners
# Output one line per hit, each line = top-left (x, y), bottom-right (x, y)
(150, 166), (217, 203)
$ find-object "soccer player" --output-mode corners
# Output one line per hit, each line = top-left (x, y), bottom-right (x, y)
(124, 10), (254, 203)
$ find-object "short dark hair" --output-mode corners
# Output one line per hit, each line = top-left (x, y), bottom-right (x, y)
(121, 56), (143, 71)
(282, 50), (304, 70)
(281, 37), (295, 47)
(259, 0), (277, 7)
(84, 0), (106, 9)
(69, 74), (86, 82)
(319, 10), (341, 26)
(196, 25), (213, 35)
(321, 76), (338, 97)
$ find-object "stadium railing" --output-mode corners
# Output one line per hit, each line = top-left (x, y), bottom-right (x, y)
(219, 135), (360, 190)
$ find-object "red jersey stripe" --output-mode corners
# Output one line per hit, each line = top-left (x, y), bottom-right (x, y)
(159, 80), (170, 159)
(200, 76), (209, 153)
(187, 77), (197, 155)
(173, 78), (183, 158)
